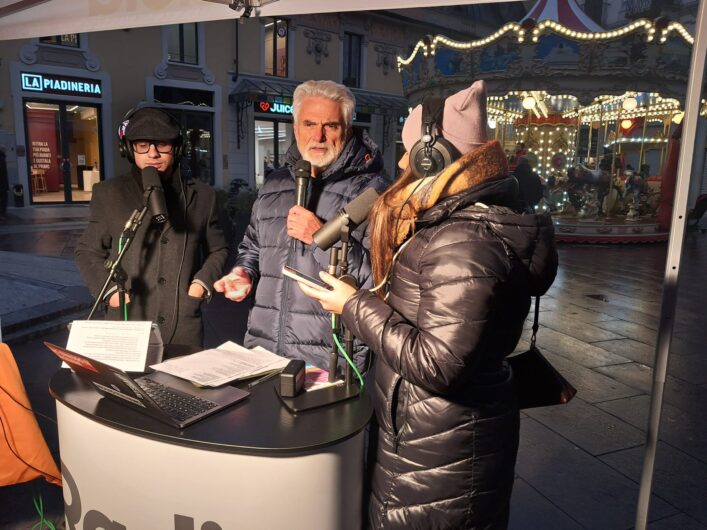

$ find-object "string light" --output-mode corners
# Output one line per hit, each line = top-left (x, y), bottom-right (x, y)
(603, 137), (669, 148)
(397, 19), (693, 66)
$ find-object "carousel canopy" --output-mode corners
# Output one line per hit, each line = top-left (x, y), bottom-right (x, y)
(521, 0), (604, 32)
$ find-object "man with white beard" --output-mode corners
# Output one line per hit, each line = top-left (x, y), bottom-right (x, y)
(214, 80), (390, 372)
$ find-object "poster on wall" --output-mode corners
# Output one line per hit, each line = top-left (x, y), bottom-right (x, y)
(26, 108), (61, 193)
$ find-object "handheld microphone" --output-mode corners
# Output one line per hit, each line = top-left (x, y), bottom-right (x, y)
(141, 166), (168, 224)
(294, 159), (311, 208)
(313, 187), (380, 251)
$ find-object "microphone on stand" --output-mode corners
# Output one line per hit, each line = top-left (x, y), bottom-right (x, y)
(313, 187), (380, 251)
(314, 187), (380, 384)
(141, 166), (168, 224)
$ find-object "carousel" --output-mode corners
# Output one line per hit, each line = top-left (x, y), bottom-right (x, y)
(397, 0), (704, 243)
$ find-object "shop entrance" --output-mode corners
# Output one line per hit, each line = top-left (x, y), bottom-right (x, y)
(254, 118), (293, 188)
(24, 100), (102, 204)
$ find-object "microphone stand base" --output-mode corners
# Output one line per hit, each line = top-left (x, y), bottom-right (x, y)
(276, 382), (360, 413)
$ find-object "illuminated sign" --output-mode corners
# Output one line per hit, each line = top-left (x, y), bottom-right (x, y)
(21, 72), (102, 97)
(255, 100), (292, 115)
(254, 99), (370, 122)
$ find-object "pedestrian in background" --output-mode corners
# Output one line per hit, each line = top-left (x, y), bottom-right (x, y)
(296, 80), (558, 529)
(513, 157), (545, 211)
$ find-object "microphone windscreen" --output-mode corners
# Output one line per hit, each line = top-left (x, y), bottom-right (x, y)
(294, 159), (311, 177)
(141, 166), (161, 189)
(141, 166), (168, 224)
(343, 187), (380, 225)
(312, 187), (380, 251)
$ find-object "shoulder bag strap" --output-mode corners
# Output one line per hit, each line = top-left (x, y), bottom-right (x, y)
(530, 295), (540, 347)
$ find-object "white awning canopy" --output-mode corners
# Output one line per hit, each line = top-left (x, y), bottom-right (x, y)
(0, 0), (510, 41)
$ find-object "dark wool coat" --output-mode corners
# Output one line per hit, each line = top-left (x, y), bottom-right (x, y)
(75, 166), (228, 347)
(235, 130), (390, 370)
(342, 146), (558, 530)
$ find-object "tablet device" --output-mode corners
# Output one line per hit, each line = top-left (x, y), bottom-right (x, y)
(282, 265), (332, 290)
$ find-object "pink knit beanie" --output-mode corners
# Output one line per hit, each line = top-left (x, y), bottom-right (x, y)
(402, 80), (488, 155)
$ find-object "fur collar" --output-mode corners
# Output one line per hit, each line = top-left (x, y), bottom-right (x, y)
(390, 140), (508, 246)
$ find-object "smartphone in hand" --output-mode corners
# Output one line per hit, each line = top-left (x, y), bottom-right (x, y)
(282, 265), (333, 290)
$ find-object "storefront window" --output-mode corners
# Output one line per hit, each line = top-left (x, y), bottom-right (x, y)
(24, 101), (101, 204)
(254, 119), (293, 188)
(178, 110), (214, 185)
(264, 19), (288, 77)
(343, 33), (362, 88)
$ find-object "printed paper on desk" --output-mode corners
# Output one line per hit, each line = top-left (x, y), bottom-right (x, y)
(65, 320), (153, 372)
(150, 341), (289, 387)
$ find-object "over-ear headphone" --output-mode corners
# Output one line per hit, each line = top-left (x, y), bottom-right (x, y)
(118, 104), (185, 163)
(408, 96), (460, 179)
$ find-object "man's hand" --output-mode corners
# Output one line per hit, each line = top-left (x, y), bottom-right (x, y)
(187, 282), (206, 299)
(213, 266), (253, 302)
(108, 292), (131, 308)
(287, 205), (323, 245)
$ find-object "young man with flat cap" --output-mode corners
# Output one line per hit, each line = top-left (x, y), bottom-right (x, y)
(75, 107), (228, 347)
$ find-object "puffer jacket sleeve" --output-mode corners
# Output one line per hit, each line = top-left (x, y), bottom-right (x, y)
(341, 224), (511, 395)
(234, 192), (263, 284)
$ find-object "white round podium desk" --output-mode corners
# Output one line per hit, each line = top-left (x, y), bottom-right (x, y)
(50, 369), (372, 530)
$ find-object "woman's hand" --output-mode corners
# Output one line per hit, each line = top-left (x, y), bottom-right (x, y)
(295, 271), (357, 314)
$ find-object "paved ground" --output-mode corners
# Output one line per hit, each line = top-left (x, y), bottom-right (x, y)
(1, 204), (706, 529)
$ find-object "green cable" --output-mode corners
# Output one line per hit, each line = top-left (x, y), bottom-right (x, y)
(31, 494), (56, 530)
(332, 331), (364, 390)
(118, 237), (128, 321)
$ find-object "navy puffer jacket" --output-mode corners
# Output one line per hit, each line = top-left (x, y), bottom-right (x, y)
(235, 130), (390, 370)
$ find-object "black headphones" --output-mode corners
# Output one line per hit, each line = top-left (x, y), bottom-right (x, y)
(408, 96), (460, 179)
(118, 104), (185, 163)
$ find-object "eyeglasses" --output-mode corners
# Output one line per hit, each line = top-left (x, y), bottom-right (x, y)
(132, 141), (174, 154)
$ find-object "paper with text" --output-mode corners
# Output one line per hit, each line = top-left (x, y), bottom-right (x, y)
(150, 341), (289, 387)
(65, 320), (153, 372)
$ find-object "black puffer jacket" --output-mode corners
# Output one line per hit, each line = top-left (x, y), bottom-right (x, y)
(342, 143), (558, 529)
(236, 130), (390, 370)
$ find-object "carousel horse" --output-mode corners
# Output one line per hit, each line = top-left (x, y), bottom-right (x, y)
(622, 170), (662, 220)
(568, 164), (610, 185)
(568, 164), (612, 216)
(623, 170), (646, 220)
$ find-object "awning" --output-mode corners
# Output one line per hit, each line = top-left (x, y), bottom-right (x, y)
(229, 74), (409, 117)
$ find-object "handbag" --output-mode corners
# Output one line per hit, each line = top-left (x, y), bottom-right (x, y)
(508, 296), (577, 409)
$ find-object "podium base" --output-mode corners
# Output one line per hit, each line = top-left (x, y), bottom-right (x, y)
(276, 382), (361, 413)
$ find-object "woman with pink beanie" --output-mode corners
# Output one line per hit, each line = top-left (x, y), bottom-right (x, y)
(296, 80), (558, 529)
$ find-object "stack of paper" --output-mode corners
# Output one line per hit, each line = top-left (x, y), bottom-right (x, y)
(150, 341), (289, 387)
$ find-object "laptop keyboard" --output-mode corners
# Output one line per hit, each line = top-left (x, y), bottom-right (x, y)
(137, 377), (219, 423)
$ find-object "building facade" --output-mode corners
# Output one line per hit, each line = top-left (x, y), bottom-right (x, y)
(0, 14), (409, 207)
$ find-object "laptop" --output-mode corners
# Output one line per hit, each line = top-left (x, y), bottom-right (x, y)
(45, 341), (250, 429)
